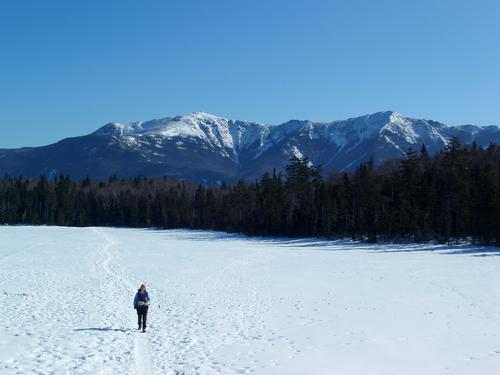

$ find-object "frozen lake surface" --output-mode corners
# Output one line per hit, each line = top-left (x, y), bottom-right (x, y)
(1, 226), (500, 374)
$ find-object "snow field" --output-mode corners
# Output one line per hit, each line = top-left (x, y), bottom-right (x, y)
(1, 226), (500, 374)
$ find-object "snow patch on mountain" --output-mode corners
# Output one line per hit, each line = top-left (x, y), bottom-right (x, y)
(302, 112), (392, 151)
(290, 146), (304, 159)
(378, 112), (450, 151)
(383, 135), (405, 154)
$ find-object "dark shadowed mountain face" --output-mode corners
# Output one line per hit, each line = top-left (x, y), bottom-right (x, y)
(1, 111), (499, 183)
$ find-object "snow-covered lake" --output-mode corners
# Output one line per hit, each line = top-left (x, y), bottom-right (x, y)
(1, 226), (499, 374)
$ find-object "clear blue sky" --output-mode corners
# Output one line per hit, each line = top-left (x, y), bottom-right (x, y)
(1, 0), (499, 148)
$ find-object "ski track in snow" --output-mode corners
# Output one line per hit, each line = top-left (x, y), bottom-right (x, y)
(91, 228), (153, 375)
(134, 334), (152, 375)
(1, 226), (500, 374)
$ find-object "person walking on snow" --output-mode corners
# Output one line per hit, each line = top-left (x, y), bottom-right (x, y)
(133, 283), (150, 332)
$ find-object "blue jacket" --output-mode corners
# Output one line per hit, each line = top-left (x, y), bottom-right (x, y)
(133, 290), (150, 309)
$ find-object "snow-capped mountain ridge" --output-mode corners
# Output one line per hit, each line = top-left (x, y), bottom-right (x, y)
(94, 110), (451, 158)
(1, 111), (499, 182)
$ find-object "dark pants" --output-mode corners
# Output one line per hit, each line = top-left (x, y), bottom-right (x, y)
(137, 306), (148, 328)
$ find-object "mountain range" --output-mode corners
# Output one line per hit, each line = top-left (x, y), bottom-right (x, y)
(1, 111), (499, 183)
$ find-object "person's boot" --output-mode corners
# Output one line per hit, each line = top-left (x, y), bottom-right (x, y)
(142, 326), (146, 333)
(138, 323), (141, 330)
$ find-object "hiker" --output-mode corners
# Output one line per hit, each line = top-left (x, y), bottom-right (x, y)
(133, 283), (150, 332)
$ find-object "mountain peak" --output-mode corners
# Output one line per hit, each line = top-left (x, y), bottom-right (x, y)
(93, 122), (139, 136)
(175, 112), (228, 123)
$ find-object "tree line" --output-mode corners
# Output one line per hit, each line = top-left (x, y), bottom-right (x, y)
(1, 139), (499, 245)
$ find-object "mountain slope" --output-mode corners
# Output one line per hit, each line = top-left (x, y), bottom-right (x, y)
(1, 111), (499, 182)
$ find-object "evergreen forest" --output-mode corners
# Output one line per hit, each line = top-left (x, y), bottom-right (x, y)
(1, 140), (499, 245)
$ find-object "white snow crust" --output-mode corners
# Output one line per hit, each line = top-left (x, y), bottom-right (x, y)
(2, 226), (499, 374)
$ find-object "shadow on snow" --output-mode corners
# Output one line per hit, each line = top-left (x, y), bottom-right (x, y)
(74, 327), (131, 333)
(138, 228), (500, 257)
